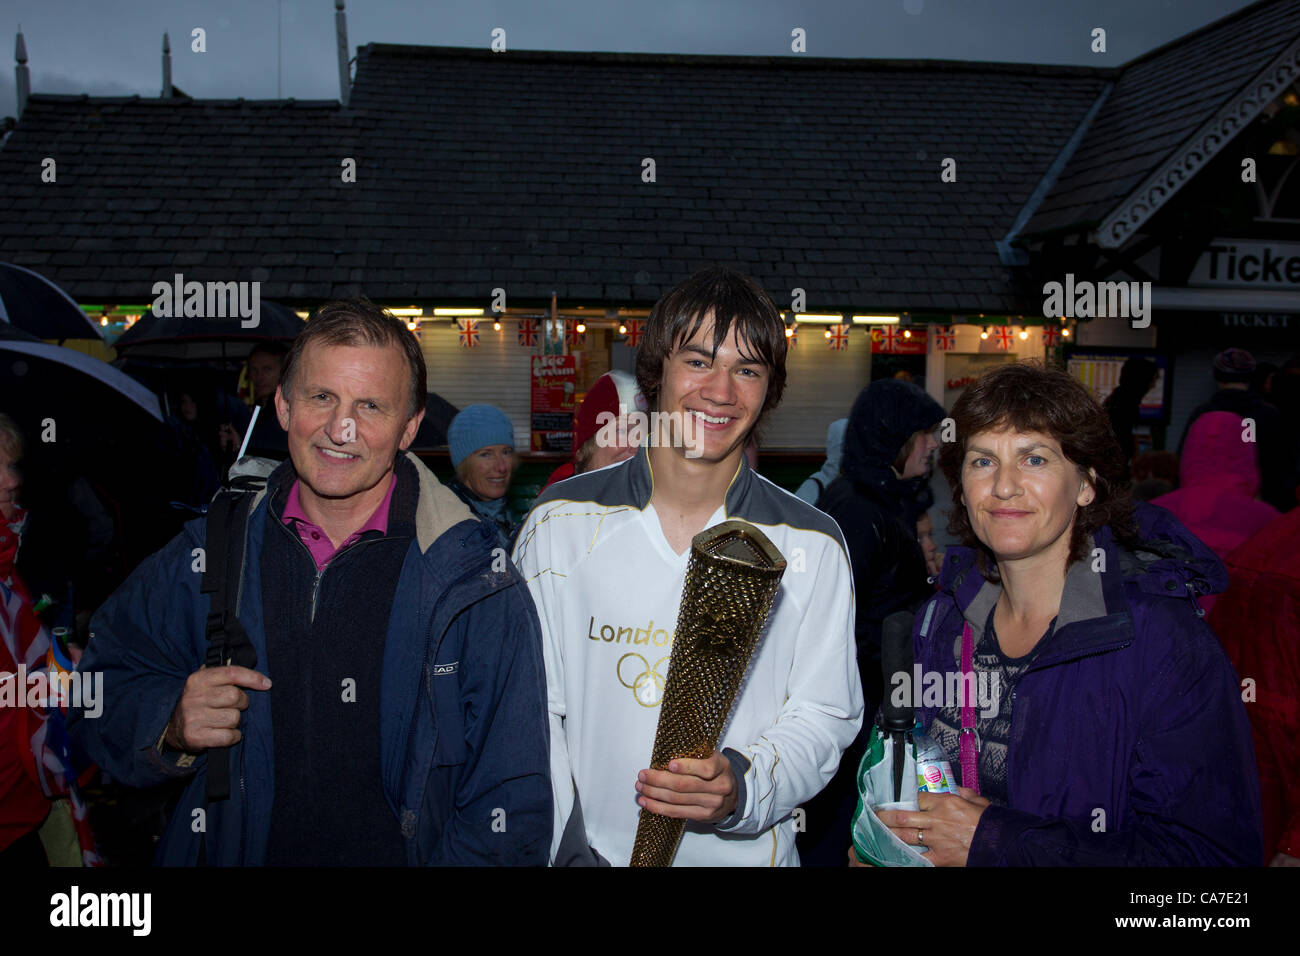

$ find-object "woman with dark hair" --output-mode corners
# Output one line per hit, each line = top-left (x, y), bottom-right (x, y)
(872, 362), (1262, 866)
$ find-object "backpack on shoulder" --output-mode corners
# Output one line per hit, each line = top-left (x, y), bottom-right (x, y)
(199, 455), (276, 805)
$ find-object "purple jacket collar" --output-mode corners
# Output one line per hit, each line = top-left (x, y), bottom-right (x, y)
(932, 501), (1227, 668)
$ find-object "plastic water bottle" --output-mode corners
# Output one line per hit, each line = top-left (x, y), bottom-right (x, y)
(913, 722), (958, 795)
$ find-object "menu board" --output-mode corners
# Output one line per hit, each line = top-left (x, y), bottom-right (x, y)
(1067, 349), (1168, 421)
(530, 354), (577, 452)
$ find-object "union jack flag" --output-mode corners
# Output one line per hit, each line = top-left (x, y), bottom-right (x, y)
(624, 319), (644, 348)
(993, 325), (1013, 350)
(935, 325), (956, 351)
(1041, 324), (1062, 348)
(517, 318), (538, 348)
(457, 318), (479, 347)
(565, 319), (584, 349)
(874, 326), (901, 352)
(828, 324), (849, 351)
(1, 580), (101, 865)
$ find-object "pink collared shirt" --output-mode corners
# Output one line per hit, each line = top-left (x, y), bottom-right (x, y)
(281, 474), (396, 570)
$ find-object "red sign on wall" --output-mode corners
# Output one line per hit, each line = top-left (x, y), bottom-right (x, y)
(530, 354), (577, 452)
(870, 327), (927, 354)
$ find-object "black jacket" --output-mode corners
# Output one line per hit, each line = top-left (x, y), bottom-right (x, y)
(820, 379), (945, 716)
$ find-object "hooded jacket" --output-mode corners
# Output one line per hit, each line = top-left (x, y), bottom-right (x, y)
(1209, 508), (1300, 861)
(795, 418), (848, 506)
(1181, 388), (1292, 513)
(1153, 412), (1278, 613)
(68, 451), (551, 865)
(914, 502), (1263, 866)
(820, 381), (945, 713)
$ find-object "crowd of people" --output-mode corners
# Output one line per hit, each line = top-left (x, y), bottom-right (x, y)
(1, 267), (1296, 868)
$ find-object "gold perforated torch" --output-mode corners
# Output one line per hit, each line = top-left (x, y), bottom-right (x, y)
(629, 519), (787, 867)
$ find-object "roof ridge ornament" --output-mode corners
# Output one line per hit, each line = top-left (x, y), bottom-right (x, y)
(336, 0), (351, 108)
(1093, 32), (1300, 249)
(15, 27), (29, 117)
(162, 32), (172, 98)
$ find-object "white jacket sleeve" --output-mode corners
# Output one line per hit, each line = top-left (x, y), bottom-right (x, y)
(512, 509), (574, 865)
(717, 537), (863, 836)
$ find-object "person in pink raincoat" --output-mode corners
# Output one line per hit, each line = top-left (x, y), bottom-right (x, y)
(1152, 411), (1279, 614)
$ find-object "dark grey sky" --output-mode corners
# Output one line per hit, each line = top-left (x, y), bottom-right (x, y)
(1, 0), (1260, 113)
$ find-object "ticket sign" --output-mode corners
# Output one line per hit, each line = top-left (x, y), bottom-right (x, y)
(1189, 240), (1300, 288)
(531, 354), (577, 452)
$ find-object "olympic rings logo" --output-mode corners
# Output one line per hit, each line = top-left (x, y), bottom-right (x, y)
(617, 653), (670, 707)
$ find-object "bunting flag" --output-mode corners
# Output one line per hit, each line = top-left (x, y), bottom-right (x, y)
(624, 319), (644, 348)
(828, 324), (849, 351)
(517, 318), (539, 348)
(565, 319), (585, 349)
(1041, 324), (1062, 348)
(993, 326), (1014, 350)
(457, 318), (480, 348)
(935, 325), (956, 351)
(872, 326), (901, 353)
(871, 326), (927, 354)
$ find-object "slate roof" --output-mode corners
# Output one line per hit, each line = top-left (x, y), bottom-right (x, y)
(0, 43), (1109, 312)
(1020, 0), (1300, 238)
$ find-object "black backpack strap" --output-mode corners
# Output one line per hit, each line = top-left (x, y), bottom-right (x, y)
(199, 488), (258, 805)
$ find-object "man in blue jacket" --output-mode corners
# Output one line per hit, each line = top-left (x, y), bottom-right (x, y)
(69, 299), (551, 865)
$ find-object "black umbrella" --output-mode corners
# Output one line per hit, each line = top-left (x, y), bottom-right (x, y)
(0, 327), (186, 577)
(0, 320), (40, 342)
(0, 329), (162, 422)
(113, 300), (305, 360)
(0, 329), (168, 502)
(0, 262), (105, 340)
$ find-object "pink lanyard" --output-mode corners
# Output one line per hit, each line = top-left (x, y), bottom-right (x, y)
(959, 621), (981, 795)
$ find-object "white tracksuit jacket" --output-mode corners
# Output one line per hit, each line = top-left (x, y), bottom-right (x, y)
(513, 446), (863, 866)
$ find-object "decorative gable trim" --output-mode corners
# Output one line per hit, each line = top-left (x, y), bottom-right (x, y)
(1093, 33), (1300, 249)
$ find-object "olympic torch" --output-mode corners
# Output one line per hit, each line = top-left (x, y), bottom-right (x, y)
(629, 519), (786, 867)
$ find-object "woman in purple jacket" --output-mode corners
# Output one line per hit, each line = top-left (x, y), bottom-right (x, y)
(876, 363), (1263, 866)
